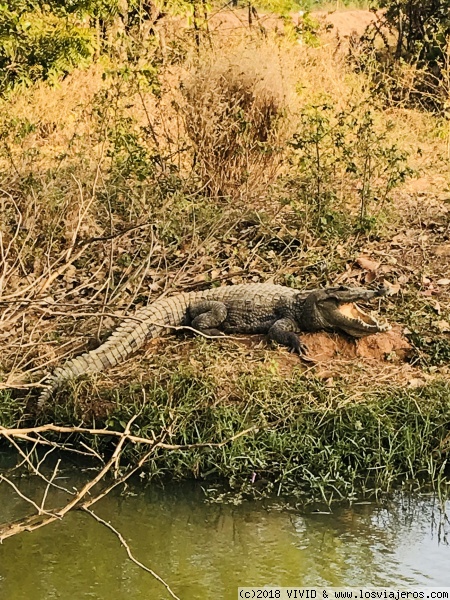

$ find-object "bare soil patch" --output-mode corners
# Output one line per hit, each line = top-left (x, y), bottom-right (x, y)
(313, 9), (378, 38)
(303, 326), (411, 362)
(207, 8), (378, 40)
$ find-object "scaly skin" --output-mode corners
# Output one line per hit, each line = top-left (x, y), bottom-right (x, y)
(37, 283), (389, 407)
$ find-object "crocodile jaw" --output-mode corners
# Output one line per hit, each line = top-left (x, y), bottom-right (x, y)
(335, 302), (390, 338)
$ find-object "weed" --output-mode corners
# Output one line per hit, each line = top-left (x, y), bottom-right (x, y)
(181, 43), (289, 199)
(408, 333), (450, 368)
(0, 391), (28, 428)
(288, 102), (412, 234)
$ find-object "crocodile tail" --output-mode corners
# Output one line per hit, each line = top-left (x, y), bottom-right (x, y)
(37, 293), (192, 408)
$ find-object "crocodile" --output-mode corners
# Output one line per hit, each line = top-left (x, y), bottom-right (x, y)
(37, 283), (390, 407)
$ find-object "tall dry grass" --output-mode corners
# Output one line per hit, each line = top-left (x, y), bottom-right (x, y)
(181, 41), (293, 198)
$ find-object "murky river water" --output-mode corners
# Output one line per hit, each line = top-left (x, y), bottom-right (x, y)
(1, 461), (449, 599)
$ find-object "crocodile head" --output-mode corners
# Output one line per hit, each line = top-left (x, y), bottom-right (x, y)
(298, 285), (390, 338)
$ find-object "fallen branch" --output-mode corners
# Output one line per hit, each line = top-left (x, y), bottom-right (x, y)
(0, 423), (257, 450)
(0, 420), (256, 540)
(0, 414), (256, 596)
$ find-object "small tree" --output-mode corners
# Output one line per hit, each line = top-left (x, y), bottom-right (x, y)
(380, 0), (450, 62)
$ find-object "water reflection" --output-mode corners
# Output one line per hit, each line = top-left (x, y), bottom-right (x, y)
(0, 472), (449, 600)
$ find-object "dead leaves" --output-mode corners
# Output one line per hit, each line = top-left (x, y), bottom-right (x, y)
(355, 256), (380, 283)
(356, 256), (380, 273)
(420, 274), (450, 296)
(335, 227), (450, 305)
(434, 320), (450, 333)
(433, 243), (450, 257)
(383, 281), (401, 295)
(337, 253), (402, 291)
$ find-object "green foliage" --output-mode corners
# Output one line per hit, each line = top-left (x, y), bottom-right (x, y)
(379, 0), (450, 63)
(254, 0), (302, 16)
(0, 0), (166, 91)
(280, 11), (323, 46)
(254, 0), (372, 12)
(0, 391), (27, 428)
(87, 66), (170, 215)
(0, 5), (95, 90)
(288, 102), (412, 234)
(408, 332), (450, 368)
(0, 2), (97, 90)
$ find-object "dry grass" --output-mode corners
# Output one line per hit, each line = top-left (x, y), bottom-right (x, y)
(182, 41), (291, 198)
(1, 12), (450, 402)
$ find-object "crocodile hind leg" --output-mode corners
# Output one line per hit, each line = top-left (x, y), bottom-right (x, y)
(189, 300), (228, 337)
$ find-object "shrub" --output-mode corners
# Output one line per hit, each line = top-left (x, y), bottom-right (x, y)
(355, 0), (450, 110)
(181, 44), (289, 199)
(287, 102), (412, 233)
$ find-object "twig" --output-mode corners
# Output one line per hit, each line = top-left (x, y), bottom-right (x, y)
(0, 475), (57, 518)
(2, 432), (73, 494)
(39, 458), (62, 511)
(54, 416), (139, 518)
(0, 416), (139, 542)
(82, 507), (181, 600)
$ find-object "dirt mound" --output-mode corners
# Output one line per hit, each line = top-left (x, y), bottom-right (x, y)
(270, 327), (426, 390)
(303, 326), (411, 362)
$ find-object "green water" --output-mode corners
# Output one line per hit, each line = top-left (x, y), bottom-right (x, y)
(1, 467), (450, 599)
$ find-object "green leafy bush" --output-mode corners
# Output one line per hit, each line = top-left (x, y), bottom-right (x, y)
(356, 0), (450, 110)
(288, 102), (412, 234)
(0, 3), (97, 90)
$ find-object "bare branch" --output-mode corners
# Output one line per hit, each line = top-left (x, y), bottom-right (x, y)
(0, 422), (257, 451)
(0, 475), (57, 518)
(83, 507), (181, 600)
(0, 420), (256, 543)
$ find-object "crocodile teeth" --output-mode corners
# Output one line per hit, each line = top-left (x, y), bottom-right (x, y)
(337, 302), (385, 329)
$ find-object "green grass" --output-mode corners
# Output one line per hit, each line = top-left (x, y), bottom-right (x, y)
(4, 352), (448, 503)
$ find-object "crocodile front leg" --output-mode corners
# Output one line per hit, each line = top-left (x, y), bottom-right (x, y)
(189, 300), (228, 337)
(268, 317), (308, 355)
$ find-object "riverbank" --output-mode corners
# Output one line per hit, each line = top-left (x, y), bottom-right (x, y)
(2, 336), (450, 500)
